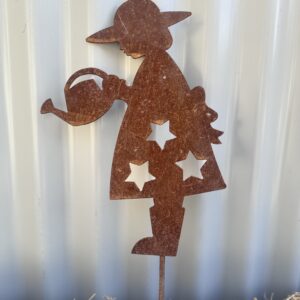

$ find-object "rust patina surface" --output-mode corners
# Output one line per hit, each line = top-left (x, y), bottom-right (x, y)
(41, 0), (226, 257)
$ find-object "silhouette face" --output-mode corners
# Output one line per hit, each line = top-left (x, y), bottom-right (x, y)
(118, 28), (172, 58)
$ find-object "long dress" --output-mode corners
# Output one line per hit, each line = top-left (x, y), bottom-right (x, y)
(110, 48), (226, 204)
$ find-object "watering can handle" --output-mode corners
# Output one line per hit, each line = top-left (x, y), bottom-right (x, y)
(64, 68), (108, 91)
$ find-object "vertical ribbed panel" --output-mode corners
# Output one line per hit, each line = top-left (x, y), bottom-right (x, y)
(1, 0), (299, 299)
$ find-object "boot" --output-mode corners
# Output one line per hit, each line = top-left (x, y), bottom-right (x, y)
(132, 206), (185, 256)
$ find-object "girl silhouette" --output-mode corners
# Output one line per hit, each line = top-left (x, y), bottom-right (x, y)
(41, 0), (226, 257)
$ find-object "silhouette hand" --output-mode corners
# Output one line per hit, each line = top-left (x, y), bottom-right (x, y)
(102, 75), (125, 101)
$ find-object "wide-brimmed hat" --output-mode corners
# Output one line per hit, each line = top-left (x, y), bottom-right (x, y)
(86, 0), (191, 44)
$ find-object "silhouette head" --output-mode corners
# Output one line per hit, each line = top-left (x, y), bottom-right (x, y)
(86, 0), (191, 58)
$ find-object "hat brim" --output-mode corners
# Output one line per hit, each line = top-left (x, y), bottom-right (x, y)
(161, 11), (191, 27)
(86, 26), (121, 44)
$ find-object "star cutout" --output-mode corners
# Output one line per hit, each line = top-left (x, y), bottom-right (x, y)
(176, 151), (207, 181)
(125, 161), (156, 191)
(147, 121), (176, 149)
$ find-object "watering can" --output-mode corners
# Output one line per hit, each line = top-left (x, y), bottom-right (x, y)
(41, 68), (118, 126)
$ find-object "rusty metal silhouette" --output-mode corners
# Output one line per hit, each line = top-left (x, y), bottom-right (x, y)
(41, 0), (226, 258)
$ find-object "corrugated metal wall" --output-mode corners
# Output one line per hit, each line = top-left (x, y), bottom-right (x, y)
(1, 0), (300, 299)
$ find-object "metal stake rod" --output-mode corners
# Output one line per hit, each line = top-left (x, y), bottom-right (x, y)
(159, 256), (165, 300)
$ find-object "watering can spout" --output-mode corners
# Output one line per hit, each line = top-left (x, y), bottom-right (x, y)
(41, 99), (54, 114)
(40, 98), (79, 126)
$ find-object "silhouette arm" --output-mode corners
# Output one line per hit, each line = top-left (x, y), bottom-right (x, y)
(118, 80), (132, 104)
(102, 75), (132, 105)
